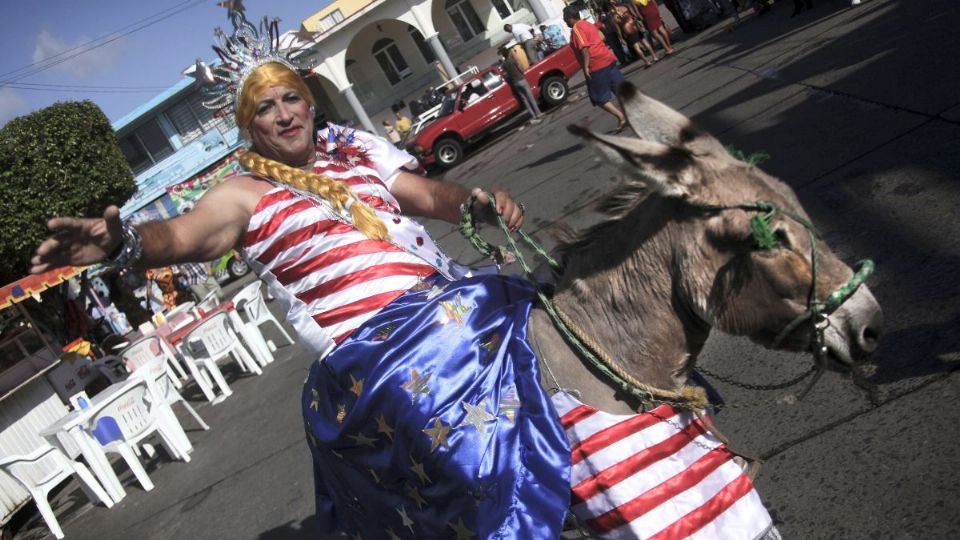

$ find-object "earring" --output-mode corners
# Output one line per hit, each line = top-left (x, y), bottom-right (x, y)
(309, 106), (316, 115)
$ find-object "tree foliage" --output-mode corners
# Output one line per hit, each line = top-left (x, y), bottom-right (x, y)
(0, 100), (135, 284)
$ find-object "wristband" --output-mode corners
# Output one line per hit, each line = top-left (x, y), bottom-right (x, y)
(104, 222), (143, 268)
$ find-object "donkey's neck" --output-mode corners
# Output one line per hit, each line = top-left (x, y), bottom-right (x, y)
(553, 197), (710, 393)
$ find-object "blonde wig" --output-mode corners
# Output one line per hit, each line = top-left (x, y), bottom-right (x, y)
(237, 62), (388, 241)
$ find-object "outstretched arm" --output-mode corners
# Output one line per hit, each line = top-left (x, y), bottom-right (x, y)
(388, 171), (525, 231)
(30, 178), (258, 274)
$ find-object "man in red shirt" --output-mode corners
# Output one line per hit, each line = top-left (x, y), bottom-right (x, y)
(564, 5), (627, 132)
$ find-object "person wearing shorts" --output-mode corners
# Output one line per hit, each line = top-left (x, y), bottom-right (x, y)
(564, 5), (627, 132)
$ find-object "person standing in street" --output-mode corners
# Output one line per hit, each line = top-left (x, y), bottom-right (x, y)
(564, 5), (628, 132)
(177, 261), (222, 303)
(499, 46), (543, 124)
(504, 22), (544, 64)
(539, 23), (567, 52)
(394, 110), (412, 138)
(629, 0), (677, 55)
(382, 119), (402, 147)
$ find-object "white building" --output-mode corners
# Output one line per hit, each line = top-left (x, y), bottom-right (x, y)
(288, 0), (567, 134)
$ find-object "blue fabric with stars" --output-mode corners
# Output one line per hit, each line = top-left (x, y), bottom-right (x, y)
(302, 274), (570, 539)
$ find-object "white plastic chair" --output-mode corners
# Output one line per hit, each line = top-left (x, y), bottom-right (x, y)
(92, 354), (128, 384)
(86, 375), (191, 492)
(139, 355), (209, 434)
(193, 291), (220, 317)
(229, 281), (276, 366)
(119, 336), (188, 387)
(238, 281), (294, 349)
(0, 444), (114, 539)
(180, 311), (261, 404)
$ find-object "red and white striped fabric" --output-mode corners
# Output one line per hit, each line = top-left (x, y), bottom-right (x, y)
(552, 392), (776, 540)
(241, 126), (446, 359)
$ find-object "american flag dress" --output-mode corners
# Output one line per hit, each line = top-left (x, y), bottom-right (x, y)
(240, 126), (572, 539)
(553, 392), (779, 539)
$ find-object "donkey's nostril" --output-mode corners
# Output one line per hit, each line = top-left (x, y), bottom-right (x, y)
(857, 326), (880, 354)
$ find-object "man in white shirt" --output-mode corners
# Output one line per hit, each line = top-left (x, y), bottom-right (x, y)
(504, 23), (543, 64)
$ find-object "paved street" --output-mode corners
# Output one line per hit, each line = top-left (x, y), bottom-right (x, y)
(10, 1), (960, 538)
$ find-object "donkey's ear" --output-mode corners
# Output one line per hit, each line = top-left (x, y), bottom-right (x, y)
(568, 124), (701, 198)
(617, 83), (726, 156)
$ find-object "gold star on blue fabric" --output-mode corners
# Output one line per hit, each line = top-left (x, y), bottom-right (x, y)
(410, 274), (431, 292)
(458, 397), (496, 433)
(376, 414), (395, 441)
(372, 322), (397, 342)
(406, 483), (427, 509)
(309, 388), (320, 411)
(422, 417), (451, 452)
(409, 456), (431, 484)
(448, 517), (476, 540)
(396, 505), (415, 534)
(401, 369), (432, 403)
(480, 332), (502, 361)
(425, 284), (447, 299)
(349, 374), (364, 396)
(348, 432), (377, 448)
(439, 292), (471, 326)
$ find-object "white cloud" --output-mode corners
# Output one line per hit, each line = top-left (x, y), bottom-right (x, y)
(0, 88), (29, 127)
(32, 30), (125, 78)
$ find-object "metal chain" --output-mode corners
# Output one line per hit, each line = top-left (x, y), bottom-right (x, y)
(696, 364), (816, 391)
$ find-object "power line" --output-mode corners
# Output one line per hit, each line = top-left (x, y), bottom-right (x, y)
(0, 0), (207, 86)
(8, 82), (170, 90)
(1, 84), (168, 94)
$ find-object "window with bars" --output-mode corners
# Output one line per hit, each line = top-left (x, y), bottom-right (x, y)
(491, 0), (516, 20)
(164, 92), (235, 145)
(409, 27), (436, 64)
(319, 9), (344, 31)
(118, 118), (175, 175)
(373, 39), (412, 86)
(446, 0), (485, 42)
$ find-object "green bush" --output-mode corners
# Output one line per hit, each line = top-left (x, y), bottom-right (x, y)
(0, 100), (135, 284)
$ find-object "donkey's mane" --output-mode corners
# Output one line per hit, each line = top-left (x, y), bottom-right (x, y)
(556, 177), (653, 256)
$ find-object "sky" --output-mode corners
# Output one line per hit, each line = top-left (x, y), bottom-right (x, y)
(0, 0), (331, 127)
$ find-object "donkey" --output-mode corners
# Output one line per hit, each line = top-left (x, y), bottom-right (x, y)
(526, 82), (884, 416)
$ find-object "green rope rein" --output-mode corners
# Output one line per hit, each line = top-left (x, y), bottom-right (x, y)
(461, 192), (706, 409)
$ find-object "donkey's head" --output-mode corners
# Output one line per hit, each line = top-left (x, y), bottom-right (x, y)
(568, 83), (883, 369)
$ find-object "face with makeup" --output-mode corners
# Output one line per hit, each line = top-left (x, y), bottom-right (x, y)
(247, 85), (315, 167)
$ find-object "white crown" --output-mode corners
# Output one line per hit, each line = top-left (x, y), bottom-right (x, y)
(191, 7), (307, 116)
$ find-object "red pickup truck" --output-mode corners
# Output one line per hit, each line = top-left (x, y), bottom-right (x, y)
(406, 46), (580, 169)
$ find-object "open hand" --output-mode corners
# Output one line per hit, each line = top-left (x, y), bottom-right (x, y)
(30, 205), (123, 274)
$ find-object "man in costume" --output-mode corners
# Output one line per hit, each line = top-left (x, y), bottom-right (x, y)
(31, 8), (570, 539)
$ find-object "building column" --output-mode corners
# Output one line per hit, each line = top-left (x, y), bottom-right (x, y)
(425, 33), (458, 80)
(525, 0), (553, 23)
(339, 84), (376, 133)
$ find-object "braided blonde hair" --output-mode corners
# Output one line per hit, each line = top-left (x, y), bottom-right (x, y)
(240, 151), (388, 241)
(237, 62), (388, 241)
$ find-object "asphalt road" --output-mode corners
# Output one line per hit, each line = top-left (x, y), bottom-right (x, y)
(11, 1), (959, 538)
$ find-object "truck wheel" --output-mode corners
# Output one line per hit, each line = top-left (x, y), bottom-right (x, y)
(541, 76), (568, 107)
(229, 257), (250, 279)
(433, 138), (464, 168)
